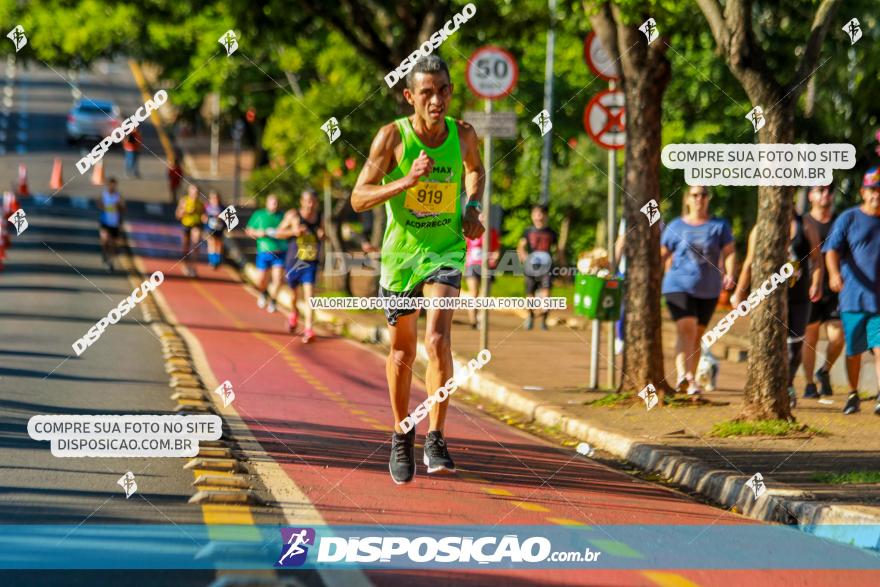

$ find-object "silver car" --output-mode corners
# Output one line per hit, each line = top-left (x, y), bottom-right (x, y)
(66, 99), (120, 144)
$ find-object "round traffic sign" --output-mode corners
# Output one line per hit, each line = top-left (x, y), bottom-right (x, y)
(584, 32), (619, 81)
(466, 46), (519, 100)
(583, 89), (626, 150)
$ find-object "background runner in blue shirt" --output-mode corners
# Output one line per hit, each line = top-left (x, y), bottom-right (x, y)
(660, 185), (736, 395)
(823, 167), (880, 415)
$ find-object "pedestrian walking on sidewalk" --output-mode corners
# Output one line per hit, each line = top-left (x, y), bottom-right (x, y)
(175, 184), (205, 278)
(517, 205), (560, 331)
(661, 186), (736, 395)
(123, 128), (142, 179)
(245, 193), (286, 313)
(823, 167), (880, 416)
(204, 190), (225, 270)
(731, 209), (823, 408)
(802, 183), (844, 398)
(98, 178), (126, 273)
(276, 189), (324, 343)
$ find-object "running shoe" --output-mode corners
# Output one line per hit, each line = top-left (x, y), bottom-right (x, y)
(843, 391), (860, 415)
(874, 397), (880, 416)
(389, 428), (416, 485)
(803, 383), (820, 399)
(257, 293), (267, 309)
(788, 386), (797, 409)
(288, 312), (299, 333)
(302, 328), (314, 344)
(686, 376), (702, 396)
(540, 321), (549, 331)
(816, 368), (833, 396)
(675, 376), (688, 394)
(525, 315), (534, 330)
(267, 299), (277, 313)
(423, 430), (456, 474)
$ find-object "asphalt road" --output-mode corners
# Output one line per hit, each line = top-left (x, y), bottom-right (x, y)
(0, 56), (170, 203)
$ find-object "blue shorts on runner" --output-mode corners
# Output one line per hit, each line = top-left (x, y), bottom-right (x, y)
(840, 311), (880, 356)
(256, 251), (285, 270)
(286, 261), (319, 287)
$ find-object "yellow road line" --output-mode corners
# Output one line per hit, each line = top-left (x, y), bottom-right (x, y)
(511, 501), (550, 513)
(483, 488), (513, 496)
(547, 517), (592, 527)
(127, 60), (175, 163)
(642, 571), (701, 587)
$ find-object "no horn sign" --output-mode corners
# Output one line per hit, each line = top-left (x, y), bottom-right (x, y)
(584, 89), (625, 150)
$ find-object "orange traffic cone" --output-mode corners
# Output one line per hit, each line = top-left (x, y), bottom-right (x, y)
(17, 163), (28, 196)
(91, 160), (105, 186)
(50, 158), (63, 191)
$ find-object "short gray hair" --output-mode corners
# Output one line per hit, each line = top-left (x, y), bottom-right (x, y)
(406, 55), (451, 90)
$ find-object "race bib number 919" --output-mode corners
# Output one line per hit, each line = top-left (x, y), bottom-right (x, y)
(405, 181), (456, 215)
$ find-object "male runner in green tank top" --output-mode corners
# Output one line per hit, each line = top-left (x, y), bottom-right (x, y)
(352, 55), (485, 485)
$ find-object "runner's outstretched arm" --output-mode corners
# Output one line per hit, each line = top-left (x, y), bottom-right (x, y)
(352, 124), (431, 212)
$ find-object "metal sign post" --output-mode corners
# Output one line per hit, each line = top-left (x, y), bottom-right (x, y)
(584, 33), (625, 391)
(466, 46), (519, 352)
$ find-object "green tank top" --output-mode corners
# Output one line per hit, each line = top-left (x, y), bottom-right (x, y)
(380, 116), (465, 292)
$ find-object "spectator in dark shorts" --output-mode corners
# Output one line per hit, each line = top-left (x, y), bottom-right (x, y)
(802, 183), (844, 398)
(660, 186), (736, 394)
(517, 205), (561, 330)
(823, 167), (880, 416)
(464, 227), (500, 328)
(732, 210), (823, 408)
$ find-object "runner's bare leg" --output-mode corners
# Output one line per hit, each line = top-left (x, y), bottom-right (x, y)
(423, 282), (458, 432)
(388, 311), (418, 432)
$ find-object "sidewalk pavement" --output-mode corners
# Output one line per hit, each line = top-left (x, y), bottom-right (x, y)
(226, 246), (880, 549)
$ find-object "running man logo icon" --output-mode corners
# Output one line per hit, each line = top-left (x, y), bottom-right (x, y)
(746, 106), (765, 133)
(117, 472), (137, 499)
(639, 18), (658, 45)
(8, 209), (27, 235)
(532, 110), (552, 137)
(220, 205), (239, 230)
(218, 30), (238, 56)
(638, 383), (659, 411)
(276, 528), (316, 567)
(640, 199), (661, 226)
(321, 117), (341, 144)
(7, 25), (26, 52)
(746, 472), (767, 500)
(214, 380), (235, 408)
(842, 18), (862, 45)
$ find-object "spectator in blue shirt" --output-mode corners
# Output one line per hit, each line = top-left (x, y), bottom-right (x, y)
(824, 167), (880, 416)
(660, 186), (737, 395)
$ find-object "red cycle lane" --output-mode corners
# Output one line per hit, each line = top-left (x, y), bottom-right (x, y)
(126, 220), (879, 587)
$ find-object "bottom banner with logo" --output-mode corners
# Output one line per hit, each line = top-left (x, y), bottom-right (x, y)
(0, 525), (877, 569)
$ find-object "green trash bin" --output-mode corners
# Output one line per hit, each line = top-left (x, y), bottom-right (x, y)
(574, 274), (623, 321)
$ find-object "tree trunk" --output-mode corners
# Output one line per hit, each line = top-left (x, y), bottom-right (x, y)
(589, 2), (673, 395)
(619, 62), (672, 395)
(738, 93), (795, 421)
(695, 0), (841, 419)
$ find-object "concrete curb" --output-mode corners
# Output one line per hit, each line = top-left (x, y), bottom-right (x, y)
(228, 250), (880, 549)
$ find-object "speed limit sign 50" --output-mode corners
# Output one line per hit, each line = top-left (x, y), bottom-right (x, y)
(466, 46), (519, 100)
